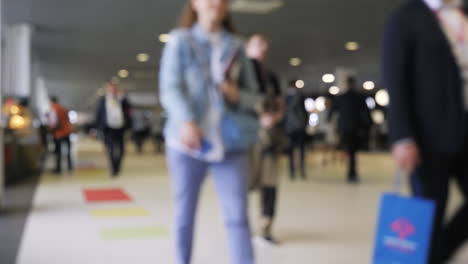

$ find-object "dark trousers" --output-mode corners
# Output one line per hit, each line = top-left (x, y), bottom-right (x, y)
(132, 129), (148, 154)
(104, 129), (125, 176)
(54, 135), (73, 173)
(261, 186), (277, 218)
(342, 133), (360, 181)
(410, 118), (468, 264)
(288, 131), (306, 180)
(153, 134), (164, 153)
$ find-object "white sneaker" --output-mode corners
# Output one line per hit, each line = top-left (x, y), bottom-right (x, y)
(253, 236), (279, 248)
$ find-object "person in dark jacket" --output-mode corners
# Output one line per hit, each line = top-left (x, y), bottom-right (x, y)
(246, 33), (286, 245)
(284, 80), (309, 180)
(95, 82), (132, 177)
(328, 77), (371, 183)
(383, 0), (468, 263)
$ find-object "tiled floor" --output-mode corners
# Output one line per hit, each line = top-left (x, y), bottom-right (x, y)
(15, 136), (468, 264)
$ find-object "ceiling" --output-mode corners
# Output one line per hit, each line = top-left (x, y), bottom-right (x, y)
(3, 0), (407, 109)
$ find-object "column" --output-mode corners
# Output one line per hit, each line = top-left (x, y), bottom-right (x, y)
(3, 23), (32, 97)
(0, 0), (5, 207)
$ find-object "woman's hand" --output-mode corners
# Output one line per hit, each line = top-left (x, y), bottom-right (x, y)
(181, 121), (202, 150)
(221, 81), (240, 104)
(392, 142), (420, 173)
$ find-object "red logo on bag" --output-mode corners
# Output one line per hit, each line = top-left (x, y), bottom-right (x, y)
(391, 218), (415, 239)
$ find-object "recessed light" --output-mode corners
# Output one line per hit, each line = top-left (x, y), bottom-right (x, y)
(296, 80), (305, 88)
(372, 110), (385, 125)
(315, 96), (327, 112)
(290, 57), (302, 67)
(118, 69), (129, 78)
(309, 113), (319, 127)
(322, 74), (335, 83)
(159, 34), (170, 43)
(137, 53), (150, 62)
(375, 89), (390, 106)
(346, 41), (360, 51)
(304, 98), (315, 112)
(363, 81), (375, 90)
(329, 86), (340, 95)
(366, 97), (376, 109)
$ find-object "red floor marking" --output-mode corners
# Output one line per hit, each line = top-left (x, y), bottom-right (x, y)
(83, 188), (132, 203)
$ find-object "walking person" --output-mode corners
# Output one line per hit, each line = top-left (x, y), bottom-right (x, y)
(328, 77), (372, 184)
(131, 108), (150, 154)
(159, 1), (260, 264)
(95, 82), (132, 177)
(246, 33), (285, 245)
(150, 107), (165, 153)
(284, 80), (309, 180)
(384, 0), (468, 262)
(317, 103), (340, 167)
(48, 96), (73, 174)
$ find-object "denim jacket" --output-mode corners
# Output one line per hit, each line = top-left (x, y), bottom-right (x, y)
(159, 25), (260, 155)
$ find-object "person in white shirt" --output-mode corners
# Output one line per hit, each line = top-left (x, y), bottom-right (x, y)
(384, 0), (468, 263)
(95, 82), (132, 177)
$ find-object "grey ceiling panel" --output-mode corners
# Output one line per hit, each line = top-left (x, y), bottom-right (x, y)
(4, 0), (407, 109)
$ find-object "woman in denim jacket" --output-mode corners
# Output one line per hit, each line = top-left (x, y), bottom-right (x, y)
(159, 0), (260, 263)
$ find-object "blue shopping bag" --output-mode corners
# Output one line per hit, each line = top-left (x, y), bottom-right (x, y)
(372, 174), (435, 264)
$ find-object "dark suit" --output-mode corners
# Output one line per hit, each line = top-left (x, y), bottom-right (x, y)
(383, 1), (468, 263)
(95, 96), (132, 176)
(328, 89), (371, 181)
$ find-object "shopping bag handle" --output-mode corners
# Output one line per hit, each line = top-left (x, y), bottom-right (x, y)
(392, 169), (405, 195)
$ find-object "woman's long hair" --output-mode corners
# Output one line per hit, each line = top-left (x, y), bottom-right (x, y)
(177, 1), (235, 32)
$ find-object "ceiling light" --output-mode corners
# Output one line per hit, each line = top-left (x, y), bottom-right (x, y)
(322, 74), (335, 83)
(118, 69), (129, 78)
(137, 53), (150, 62)
(366, 97), (376, 109)
(375, 89), (390, 106)
(363, 81), (375, 90)
(290, 57), (302, 67)
(296, 80), (305, 89)
(159, 34), (170, 43)
(372, 110), (385, 125)
(309, 113), (319, 127)
(346, 41), (360, 51)
(304, 98), (315, 112)
(329, 86), (340, 95)
(315, 96), (327, 112)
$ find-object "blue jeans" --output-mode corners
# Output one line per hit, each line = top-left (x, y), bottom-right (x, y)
(167, 148), (255, 264)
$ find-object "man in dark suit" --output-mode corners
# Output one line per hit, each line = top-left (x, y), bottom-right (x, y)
(328, 77), (372, 183)
(383, 0), (468, 263)
(95, 82), (132, 177)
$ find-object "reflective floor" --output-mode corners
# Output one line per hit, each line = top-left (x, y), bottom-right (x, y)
(14, 136), (468, 264)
